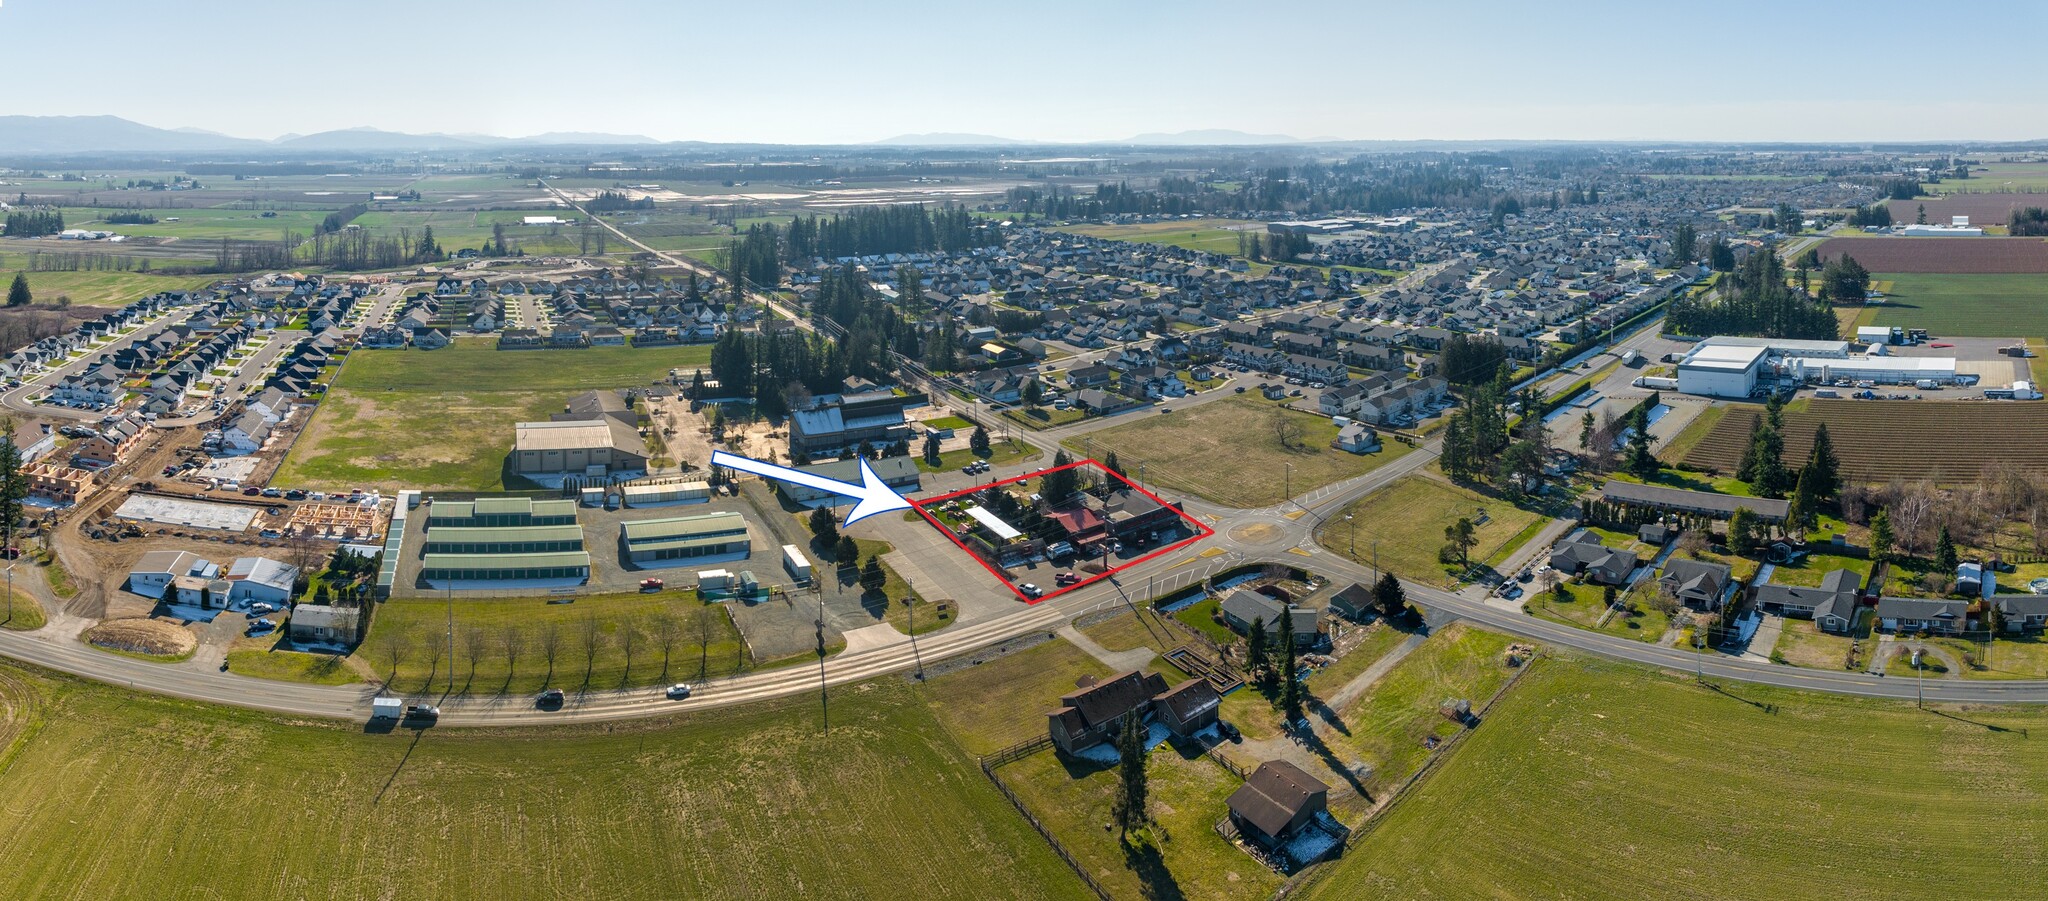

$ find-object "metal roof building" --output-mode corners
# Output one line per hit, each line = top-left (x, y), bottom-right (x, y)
(420, 551), (591, 586)
(422, 524), (586, 555)
(620, 511), (752, 564)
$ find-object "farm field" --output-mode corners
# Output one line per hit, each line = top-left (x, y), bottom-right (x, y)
(1926, 163), (2048, 193)
(1068, 394), (1418, 507)
(1306, 657), (2048, 901)
(919, 636), (1113, 756)
(1313, 474), (1547, 582)
(1885, 192), (2048, 226)
(1053, 218), (1261, 255)
(1680, 399), (2048, 482)
(277, 341), (713, 491)
(1814, 236), (2048, 273)
(0, 665), (1086, 901)
(0, 267), (218, 307)
(1851, 272), (2048, 337)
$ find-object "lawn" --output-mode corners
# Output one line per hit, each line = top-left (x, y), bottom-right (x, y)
(914, 439), (1040, 474)
(1863, 272), (2048, 337)
(920, 636), (1113, 756)
(1315, 474), (1547, 583)
(359, 590), (747, 696)
(1526, 580), (1672, 643)
(1002, 406), (1090, 430)
(1001, 744), (1283, 901)
(1772, 612), (1871, 671)
(1221, 618), (1413, 743)
(277, 339), (712, 492)
(1309, 657), (2048, 901)
(1304, 624), (1518, 804)
(1077, 608), (1196, 684)
(223, 644), (362, 684)
(0, 665), (1087, 901)
(1766, 548), (1873, 587)
(1, 589), (45, 632)
(1069, 395), (1418, 507)
(1171, 597), (1240, 646)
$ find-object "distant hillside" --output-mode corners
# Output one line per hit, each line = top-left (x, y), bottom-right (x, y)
(0, 115), (261, 154)
(1118, 129), (1305, 145)
(870, 132), (1029, 146)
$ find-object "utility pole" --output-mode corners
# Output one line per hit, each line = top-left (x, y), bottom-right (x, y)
(1913, 648), (1924, 708)
(906, 595), (925, 679)
(1284, 463), (1292, 503)
(446, 580), (455, 699)
(815, 591), (829, 731)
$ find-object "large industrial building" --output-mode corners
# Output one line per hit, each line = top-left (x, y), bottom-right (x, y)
(509, 390), (648, 480)
(620, 511), (752, 566)
(787, 392), (915, 459)
(774, 455), (921, 506)
(1675, 336), (1955, 398)
(419, 496), (590, 588)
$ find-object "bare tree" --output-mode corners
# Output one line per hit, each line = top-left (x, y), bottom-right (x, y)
(462, 625), (488, 685)
(538, 622), (564, 682)
(651, 613), (681, 679)
(696, 606), (719, 681)
(618, 617), (642, 682)
(1890, 482), (1935, 555)
(373, 630), (412, 682)
(282, 532), (325, 582)
(499, 625), (525, 682)
(421, 627), (449, 686)
(579, 615), (604, 683)
(1269, 408), (1304, 451)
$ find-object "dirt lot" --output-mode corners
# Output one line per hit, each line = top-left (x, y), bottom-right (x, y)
(1816, 236), (2048, 273)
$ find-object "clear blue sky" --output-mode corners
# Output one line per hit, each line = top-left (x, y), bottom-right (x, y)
(3, 0), (2042, 143)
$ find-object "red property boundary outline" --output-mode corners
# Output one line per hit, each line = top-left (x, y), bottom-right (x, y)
(907, 458), (1214, 603)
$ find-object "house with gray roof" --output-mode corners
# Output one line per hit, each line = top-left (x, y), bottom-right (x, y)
(1549, 529), (1638, 586)
(1657, 558), (1734, 610)
(1875, 597), (1970, 635)
(1756, 569), (1864, 634)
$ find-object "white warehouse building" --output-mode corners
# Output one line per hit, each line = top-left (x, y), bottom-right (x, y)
(1675, 336), (1953, 398)
(1786, 354), (1956, 385)
(1675, 343), (1769, 398)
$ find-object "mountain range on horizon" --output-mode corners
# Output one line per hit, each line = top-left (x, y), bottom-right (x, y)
(1, 115), (2042, 157)
(0, 116), (1357, 155)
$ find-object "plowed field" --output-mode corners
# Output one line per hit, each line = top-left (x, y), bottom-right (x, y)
(1886, 193), (2048, 227)
(1815, 237), (2048, 273)
(1681, 399), (2048, 482)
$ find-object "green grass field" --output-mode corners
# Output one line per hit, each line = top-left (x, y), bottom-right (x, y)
(1310, 657), (2048, 901)
(361, 591), (747, 696)
(275, 340), (712, 491)
(1315, 474), (1547, 582)
(921, 636), (1113, 756)
(1859, 272), (2048, 337)
(1069, 395), (1417, 507)
(0, 665), (1086, 900)
(1054, 218), (1262, 256)
(0, 267), (218, 307)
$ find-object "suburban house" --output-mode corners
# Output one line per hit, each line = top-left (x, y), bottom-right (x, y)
(1755, 569), (1863, 634)
(1995, 595), (2048, 632)
(1326, 582), (1377, 621)
(1331, 422), (1380, 454)
(1227, 760), (1331, 852)
(1875, 597), (1970, 635)
(1656, 558), (1733, 610)
(286, 604), (360, 647)
(1044, 669), (1220, 755)
(127, 550), (215, 600)
(1219, 590), (1320, 648)
(1046, 669), (1170, 755)
(221, 410), (274, 456)
(1549, 529), (1638, 585)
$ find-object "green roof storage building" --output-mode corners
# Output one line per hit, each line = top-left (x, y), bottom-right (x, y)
(621, 511), (752, 566)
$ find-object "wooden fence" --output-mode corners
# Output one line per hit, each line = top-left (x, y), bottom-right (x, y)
(977, 737), (1113, 901)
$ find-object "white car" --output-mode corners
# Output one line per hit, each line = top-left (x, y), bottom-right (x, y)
(665, 683), (693, 700)
(1019, 583), (1044, 599)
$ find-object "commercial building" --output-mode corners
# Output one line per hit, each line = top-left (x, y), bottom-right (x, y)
(1674, 342), (1768, 398)
(620, 478), (711, 507)
(426, 497), (579, 528)
(620, 511), (752, 566)
(509, 390), (647, 480)
(419, 551), (591, 587)
(787, 392), (914, 459)
(422, 524), (587, 555)
(1674, 335), (1955, 396)
(774, 455), (921, 506)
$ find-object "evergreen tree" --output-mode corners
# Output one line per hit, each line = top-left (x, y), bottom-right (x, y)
(1442, 517), (1478, 567)
(1727, 507), (1762, 551)
(859, 555), (886, 593)
(1103, 451), (1124, 477)
(1579, 411), (1596, 451)
(5, 273), (29, 308)
(1935, 526), (1958, 574)
(1736, 414), (1764, 482)
(1785, 467), (1819, 534)
(969, 425), (991, 455)
(1111, 714), (1150, 840)
(922, 431), (942, 466)
(1869, 507), (1895, 563)
(1374, 571), (1407, 621)
(808, 506), (838, 545)
(1022, 377), (1043, 408)
(1042, 450), (1078, 502)
(0, 437), (24, 573)
(1246, 617), (1269, 683)
(1277, 606), (1302, 725)
(1623, 405), (1658, 478)
(835, 534), (860, 566)
(1807, 424), (1840, 498)
(1670, 223), (1698, 264)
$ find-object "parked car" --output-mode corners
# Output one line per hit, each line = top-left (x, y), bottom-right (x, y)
(1054, 571), (1080, 585)
(241, 487), (262, 496)
(666, 683), (693, 700)
(1046, 541), (1075, 559)
(639, 578), (664, 592)
(1018, 583), (1044, 599)
(536, 688), (565, 708)
(261, 487), (282, 498)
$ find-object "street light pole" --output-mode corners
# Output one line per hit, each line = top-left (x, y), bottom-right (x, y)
(1914, 648), (1924, 708)
(906, 595), (925, 680)
(1284, 463), (1292, 503)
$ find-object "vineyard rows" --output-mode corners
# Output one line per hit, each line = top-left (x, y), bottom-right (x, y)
(1681, 399), (2048, 483)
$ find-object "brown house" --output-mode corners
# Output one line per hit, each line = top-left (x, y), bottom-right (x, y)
(1227, 760), (1330, 850)
(1152, 679), (1222, 738)
(1046, 669), (1168, 755)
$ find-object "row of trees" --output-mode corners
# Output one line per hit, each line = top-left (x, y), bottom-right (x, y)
(584, 190), (655, 212)
(783, 204), (997, 261)
(1440, 374), (1550, 498)
(2012, 207), (2048, 238)
(1439, 333), (1510, 386)
(369, 607), (730, 690)
(1665, 249), (1836, 339)
(3, 211), (64, 237)
(705, 327), (855, 420)
(316, 203), (369, 235)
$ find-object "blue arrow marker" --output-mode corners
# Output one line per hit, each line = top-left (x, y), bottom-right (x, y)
(709, 450), (912, 525)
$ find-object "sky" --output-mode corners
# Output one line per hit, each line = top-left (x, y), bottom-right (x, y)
(2, 0), (2045, 144)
